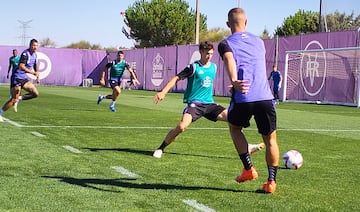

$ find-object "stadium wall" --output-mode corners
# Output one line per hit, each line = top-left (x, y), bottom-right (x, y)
(0, 30), (359, 98)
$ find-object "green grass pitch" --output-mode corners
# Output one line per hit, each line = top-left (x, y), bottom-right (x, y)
(0, 85), (359, 211)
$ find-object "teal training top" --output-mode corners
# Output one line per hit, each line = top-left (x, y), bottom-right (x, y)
(9, 55), (20, 72)
(106, 59), (130, 78)
(177, 61), (216, 104)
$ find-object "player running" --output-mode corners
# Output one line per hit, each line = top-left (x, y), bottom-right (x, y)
(0, 39), (40, 122)
(97, 51), (139, 112)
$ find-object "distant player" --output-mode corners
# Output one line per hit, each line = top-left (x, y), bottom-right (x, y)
(7, 49), (20, 79)
(152, 41), (264, 159)
(97, 51), (139, 112)
(0, 39), (40, 122)
(268, 64), (282, 103)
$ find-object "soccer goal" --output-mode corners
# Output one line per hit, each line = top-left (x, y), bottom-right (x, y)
(283, 47), (360, 107)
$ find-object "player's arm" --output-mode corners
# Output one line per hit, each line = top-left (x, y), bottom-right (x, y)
(19, 53), (38, 77)
(100, 63), (111, 86)
(7, 58), (12, 78)
(154, 65), (192, 104)
(222, 52), (250, 94)
(34, 60), (40, 84)
(126, 64), (140, 85)
(154, 76), (179, 104)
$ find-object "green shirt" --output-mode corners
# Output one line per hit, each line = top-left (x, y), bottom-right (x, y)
(178, 61), (217, 104)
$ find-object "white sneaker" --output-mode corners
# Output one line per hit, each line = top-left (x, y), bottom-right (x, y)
(0, 115), (4, 122)
(153, 149), (163, 158)
(13, 100), (19, 112)
(248, 143), (265, 155)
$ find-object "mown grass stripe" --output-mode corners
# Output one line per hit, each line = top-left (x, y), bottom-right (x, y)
(182, 199), (216, 212)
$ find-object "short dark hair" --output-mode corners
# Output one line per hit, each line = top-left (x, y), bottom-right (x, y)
(199, 41), (214, 51)
(29, 38), (38, 46)
(117, 51), (124, 55)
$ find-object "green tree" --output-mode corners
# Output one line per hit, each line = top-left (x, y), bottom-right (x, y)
(326, 11), (360, 31)
(125, 0), (207, 48)
(275, 10), (318, 36)
(260, 28), (271, 39)
(40, 38), (56, 48)
(64, 41), (102, 50)
(200, 27), (230, 43)
(275, 10), (360, 36)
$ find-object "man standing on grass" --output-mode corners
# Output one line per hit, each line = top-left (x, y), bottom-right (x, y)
(152, 41), (264, 159)
(0, 39), (40, 122)
(218, 8), (280, 193)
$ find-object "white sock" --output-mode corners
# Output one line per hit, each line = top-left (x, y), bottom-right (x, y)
(111, 101), (116, 107)
(18, 96), (23, 101)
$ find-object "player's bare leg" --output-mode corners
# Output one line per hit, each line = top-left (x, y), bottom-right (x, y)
(153, 113), (192, 158)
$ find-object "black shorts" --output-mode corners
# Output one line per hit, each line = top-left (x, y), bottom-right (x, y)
(11, 78), (29, 88)
(183, 102), (225, 122)
(109, 77), (122, 89)
(227, 100), (276, 135)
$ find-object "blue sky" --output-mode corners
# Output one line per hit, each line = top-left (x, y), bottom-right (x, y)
(0, 0), (358, 48)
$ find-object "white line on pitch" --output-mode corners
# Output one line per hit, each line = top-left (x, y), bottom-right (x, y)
(63, 145), (82, 154)
(111, 166), (141, 178)
(16, 125), (360, 132)
(31, 131), (46, 138)
(2, 117), (23, 127)
(182, 199), (216, 212)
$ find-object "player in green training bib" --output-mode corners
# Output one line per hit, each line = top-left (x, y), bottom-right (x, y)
(152, 41), (264, 159)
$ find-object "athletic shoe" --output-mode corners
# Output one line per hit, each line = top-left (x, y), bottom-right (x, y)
(97, 95), (104, 104)
(109, 105), (116, 112)
(248, 142), (265, 155)
(153, 149), (163, 158)
(13, 100), (19, 112)
(263, 180), (277, 193)
(0, 115), (4, 122)
(235, 167), (258, 183)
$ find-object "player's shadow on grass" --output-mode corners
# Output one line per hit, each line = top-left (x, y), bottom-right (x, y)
(42, 176), (256, 193)
(84, 147), (235, 160)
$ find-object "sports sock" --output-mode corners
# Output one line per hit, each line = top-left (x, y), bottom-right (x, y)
(110, 101), (116, 107)
(158, 141), (169, 151)
(239, 153), (253, 170)
(18, 96), (23, 101)
(267, 166), (278, 181)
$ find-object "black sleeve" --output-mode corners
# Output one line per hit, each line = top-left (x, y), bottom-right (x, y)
(19, 51), (28, 65)
(176, 64), (194, 80)
(105, 62), (113, 69)
(218, 40), (232, 60)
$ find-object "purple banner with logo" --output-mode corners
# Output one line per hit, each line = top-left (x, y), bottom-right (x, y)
(1, 30), (359, 105)
(143, 46), (177, 91)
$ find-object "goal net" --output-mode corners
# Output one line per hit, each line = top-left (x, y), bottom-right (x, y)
(283, 47), (360, 107)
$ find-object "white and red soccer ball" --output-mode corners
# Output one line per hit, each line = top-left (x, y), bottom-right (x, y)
(282, 150), (303, 169)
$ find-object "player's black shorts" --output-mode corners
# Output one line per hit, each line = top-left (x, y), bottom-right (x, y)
(109, 77), (122, 89)
(11, 78), (29, 88)
(183, 101), (225, 122)
(227, 100), (276, 135)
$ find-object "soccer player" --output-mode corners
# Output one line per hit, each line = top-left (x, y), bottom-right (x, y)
(152, 41), (264, 159)
(218, 8), (280, 193)
(268, 64), (282, 103)
(7, 49), (20, 79)
(97, 51), (139, 112)
(0, 39), (40, 122)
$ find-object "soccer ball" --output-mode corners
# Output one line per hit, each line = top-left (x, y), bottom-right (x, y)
(282, 150), (303, 169)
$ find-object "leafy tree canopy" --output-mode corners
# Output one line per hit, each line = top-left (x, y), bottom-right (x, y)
(125, 0), (207, 48)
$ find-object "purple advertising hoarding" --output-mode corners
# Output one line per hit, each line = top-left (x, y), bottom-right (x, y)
(0, 30), (359, 106)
